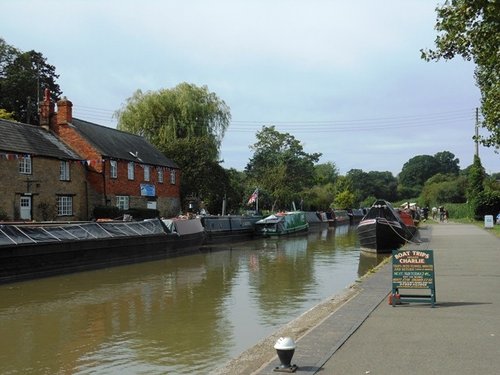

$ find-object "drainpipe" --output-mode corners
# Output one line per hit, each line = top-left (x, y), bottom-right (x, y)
(84, 180), (89, 220)
(102, 159), (108, 206)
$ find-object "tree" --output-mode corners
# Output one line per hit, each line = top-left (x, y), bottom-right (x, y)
(0, 109), (15, 120)
(366, 171), (398, 202)
(246, 126), (321, 210)
(300, 184), (335, 211)
(313, 162), (339, 185)
(399, 155), (442, 189)
(116, 83), (231, 159)
(225, 168), (250, 213)
(116, 83), (231, 207)
(467, 154), (485, 199)
(161, 137), (230, 213)
(467, 154), (486, 218)
(421, 0), (500, 149)
(346, 169), (398, 204)
(333, 190), (356, 209)
(332, 175), (356, 209)
(0, 38), (18, 76)
(464, 154), (500, 220)
(0, 39), (62, 124)
(434, 151), (460, 175)
(345, 169), (366, 204)
(420, 173), (467, 206)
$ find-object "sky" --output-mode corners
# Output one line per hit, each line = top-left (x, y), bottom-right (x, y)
(2, 0), (498, 175)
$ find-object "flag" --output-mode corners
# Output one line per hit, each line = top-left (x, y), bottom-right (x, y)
(247, 188), (258, 205)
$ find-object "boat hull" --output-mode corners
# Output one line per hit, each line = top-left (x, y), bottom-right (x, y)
(0, 219), (205, 284)
(200, 215), (261, 244)
(357, 218), (408, 253)
(257, 223), (309, 237)
(356, 200), (417, 254)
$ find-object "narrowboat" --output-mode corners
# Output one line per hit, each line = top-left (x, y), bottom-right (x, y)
(255, 211), (309, 237)
(0, 218), (205, 284)
(357, 200), (417, 253)
(200, 215), (261, 244)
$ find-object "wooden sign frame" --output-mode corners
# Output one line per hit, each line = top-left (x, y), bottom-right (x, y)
(391, 249), (436, 307)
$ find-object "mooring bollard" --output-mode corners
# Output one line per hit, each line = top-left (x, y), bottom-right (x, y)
(273, 337), (298, 373)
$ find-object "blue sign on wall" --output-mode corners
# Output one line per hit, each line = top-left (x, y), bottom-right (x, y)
(140, 184), (156, 197)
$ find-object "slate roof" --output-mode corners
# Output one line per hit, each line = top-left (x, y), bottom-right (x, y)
(72, 118), (178, 168)
(0, 119), (82, 160)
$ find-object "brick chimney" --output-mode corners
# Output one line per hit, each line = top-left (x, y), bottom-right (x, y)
(56, 97), (73, 126)
(38, 88), (55, 130)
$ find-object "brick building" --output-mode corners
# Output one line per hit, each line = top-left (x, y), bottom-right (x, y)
(0, 91), (182, 221)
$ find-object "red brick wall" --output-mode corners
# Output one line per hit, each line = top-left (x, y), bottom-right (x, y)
(104, 160), (179, 195)
(53, 124), (104, 174)
(84, 160), (181, 217)
(50, 97), (182, 217)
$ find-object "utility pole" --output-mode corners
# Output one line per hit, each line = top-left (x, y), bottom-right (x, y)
(475, 107), (479, 157)
(26, 96), (31, 124)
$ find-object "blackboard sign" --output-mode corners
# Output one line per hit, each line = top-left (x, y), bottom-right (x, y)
(392, 250), (436, 307)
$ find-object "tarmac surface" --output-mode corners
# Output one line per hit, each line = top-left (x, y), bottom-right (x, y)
(218, 222), (500, 374)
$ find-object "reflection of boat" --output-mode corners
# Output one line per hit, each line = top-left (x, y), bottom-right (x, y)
(357, 251), (389, 277)
(357, 199), (417, 253)
(200, 215), (261, 244)
(325, 209), (350, 226)
(0, 218), (205, 284)
(333, 209), (350, 225)
(255, 211), (309, 237)
(282, 237), (308, 256)
(348, 208), (365, 225)
(334, 223), (350, 236)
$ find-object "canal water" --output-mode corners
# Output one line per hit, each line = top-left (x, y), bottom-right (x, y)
(0, 224), (386, 374)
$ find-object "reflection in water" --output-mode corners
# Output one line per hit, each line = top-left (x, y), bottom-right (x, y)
(0, 225), (384, 374)
(358, 251), (390, 276)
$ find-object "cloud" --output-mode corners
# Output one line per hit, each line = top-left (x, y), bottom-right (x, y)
(2, 0), (498, 175)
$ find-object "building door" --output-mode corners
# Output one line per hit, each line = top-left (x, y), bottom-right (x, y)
(20, 196), (32, 220)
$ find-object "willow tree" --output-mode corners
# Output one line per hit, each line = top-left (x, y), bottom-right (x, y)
(115, 82), (231, 160)
(421, 0), (499, 149)
(115, 83), (231, 207)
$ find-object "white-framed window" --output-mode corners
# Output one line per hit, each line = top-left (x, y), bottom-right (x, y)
(110, 160), (117, 179)
(116, 195), (129, 210)
(128, 162), (135, 180)
(170, 169), (176, 185)
(60, 160), (70, 181)
(57, 196), (73, 216)
(19, 155), (32, 174)
(158, 168), (164, 183)
(144, 165), (150, 181)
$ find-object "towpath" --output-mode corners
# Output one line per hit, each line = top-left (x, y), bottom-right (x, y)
(229, 222), (500, 374)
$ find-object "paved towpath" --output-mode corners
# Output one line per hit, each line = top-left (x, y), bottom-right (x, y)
(255, 223), (500, 374)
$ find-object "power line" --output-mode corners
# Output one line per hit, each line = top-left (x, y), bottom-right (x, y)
(231, 109), (473, 125)
(71, 105), (476, 133)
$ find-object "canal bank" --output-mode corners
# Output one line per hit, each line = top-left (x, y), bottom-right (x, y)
(215, 222), (500, 374)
